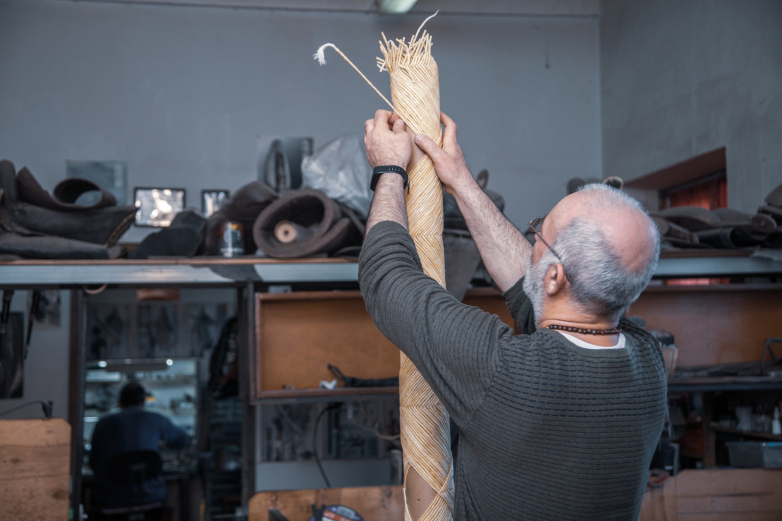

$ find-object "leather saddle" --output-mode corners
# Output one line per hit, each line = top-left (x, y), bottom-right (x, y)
(0, 159), (136, 259)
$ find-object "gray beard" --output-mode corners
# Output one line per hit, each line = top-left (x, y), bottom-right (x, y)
(522, 250), (556, 326)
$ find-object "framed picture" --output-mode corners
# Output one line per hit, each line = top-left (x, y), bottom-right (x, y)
(134, 187), (185, 227)
(201, 189), (230, 218)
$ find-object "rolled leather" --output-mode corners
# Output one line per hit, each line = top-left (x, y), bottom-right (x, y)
(0, 160), (134, 257)
(253, 188), (362, 258)
(651, 215), (700, 248)
(712, 207), (776, 235)
(696, 227), (767, 249)
(16, 167), (117, 211)
(12, 204), (136, 246)
(0, 233), (122, 259)
(652, 206), (722, 232)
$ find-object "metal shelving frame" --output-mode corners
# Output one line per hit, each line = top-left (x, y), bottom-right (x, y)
(1, 252), (780, 515)
(0, 251), (780, 288)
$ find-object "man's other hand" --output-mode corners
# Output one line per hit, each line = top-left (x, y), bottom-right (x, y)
(414, 112), (475, 196)
(364, 110), (413, 169)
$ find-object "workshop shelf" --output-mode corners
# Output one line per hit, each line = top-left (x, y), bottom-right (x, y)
(709, 424), (782, 442)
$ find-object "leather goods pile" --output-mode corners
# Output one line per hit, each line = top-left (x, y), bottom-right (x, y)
(651, 182), (782, 249)
(0, 155), (506, 284)
(0, 159), (136, 259)
(564, 175), (782, 251)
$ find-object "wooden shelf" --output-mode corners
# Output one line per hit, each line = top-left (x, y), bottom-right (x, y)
(0, 256), (353, 266)
(643, 283), (782, 293)
(0, 257), (359, 287)
(653, 253), (782, 278)
(253, 291), (401, 402)
(659, 249), (753, 259)
(710, 423), (782, 442)
(257, 386), (399, 402)
(2, 249), (780, 289)
(668, 376), (782, 392)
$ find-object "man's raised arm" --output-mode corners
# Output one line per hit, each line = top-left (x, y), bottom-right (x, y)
(363, 109), (412, 234)
(414, 113), (531, 292)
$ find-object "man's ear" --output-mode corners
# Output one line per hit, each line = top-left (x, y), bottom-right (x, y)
(543, 263), (568, 296)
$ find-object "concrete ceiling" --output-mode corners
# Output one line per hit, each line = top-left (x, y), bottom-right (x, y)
(67, 0), (600, 17)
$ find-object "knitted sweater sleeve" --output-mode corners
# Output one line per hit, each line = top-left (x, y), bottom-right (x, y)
(359, 221), (513, 427)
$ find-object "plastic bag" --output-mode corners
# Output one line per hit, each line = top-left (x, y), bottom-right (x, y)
(301, 133), (372, 218)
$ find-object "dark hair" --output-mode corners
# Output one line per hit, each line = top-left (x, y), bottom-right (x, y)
(119, 382), (146, 408)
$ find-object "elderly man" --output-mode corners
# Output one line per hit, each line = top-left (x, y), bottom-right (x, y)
(359, 110), (667, 520)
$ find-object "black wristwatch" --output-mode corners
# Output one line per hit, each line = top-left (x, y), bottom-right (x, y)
(370, 165), (409, 193)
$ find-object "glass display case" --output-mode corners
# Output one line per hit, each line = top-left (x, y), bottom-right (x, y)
(82, 358), (199, 474)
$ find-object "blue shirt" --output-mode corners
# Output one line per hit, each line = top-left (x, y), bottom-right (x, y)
(89, 406), (190, 507)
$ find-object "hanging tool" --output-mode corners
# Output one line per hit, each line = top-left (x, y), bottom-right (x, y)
(24, 290), (41, 359)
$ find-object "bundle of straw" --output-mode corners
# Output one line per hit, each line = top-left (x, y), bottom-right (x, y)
(377, 21), (454, 521)
(314, 14), (453, 521)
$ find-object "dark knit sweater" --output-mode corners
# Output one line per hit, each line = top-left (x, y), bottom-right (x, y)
(359, 221), (667, 521)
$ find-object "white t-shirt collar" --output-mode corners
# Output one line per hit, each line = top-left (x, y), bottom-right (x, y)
(555, 331), (626, 350)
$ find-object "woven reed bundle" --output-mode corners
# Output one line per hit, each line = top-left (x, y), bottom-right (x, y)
(315, 14), (453, 521)
(378, 24), (453, 521)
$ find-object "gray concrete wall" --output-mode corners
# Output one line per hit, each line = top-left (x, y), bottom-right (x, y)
(601, 0), (782, 213)
(0, 0), (601, 234)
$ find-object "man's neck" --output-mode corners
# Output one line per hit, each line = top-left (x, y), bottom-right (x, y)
(538, 313), (620, 348)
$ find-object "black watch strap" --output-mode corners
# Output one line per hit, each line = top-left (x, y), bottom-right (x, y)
(370, 165), (409, 193)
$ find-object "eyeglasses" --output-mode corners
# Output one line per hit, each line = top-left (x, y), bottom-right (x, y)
(528, 217), (572, 284)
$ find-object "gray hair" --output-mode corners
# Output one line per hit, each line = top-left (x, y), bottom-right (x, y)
(550, 184), (659, 321)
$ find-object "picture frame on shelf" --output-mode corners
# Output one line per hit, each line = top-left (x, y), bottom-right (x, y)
(134, 187), (186, 227)
(201, 189), (229, 218)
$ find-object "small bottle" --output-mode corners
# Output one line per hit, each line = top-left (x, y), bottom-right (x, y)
(773, 408), (781, 436)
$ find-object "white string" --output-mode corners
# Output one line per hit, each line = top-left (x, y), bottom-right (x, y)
(413, 11), (439, 42)
(313, 43), (395, 110)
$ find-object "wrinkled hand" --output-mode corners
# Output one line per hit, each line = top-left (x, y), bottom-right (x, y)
(364, 110), (413, 169)
(414, 112), (475, 195)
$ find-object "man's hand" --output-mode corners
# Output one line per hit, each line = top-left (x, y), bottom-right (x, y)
(364, 110), (410, 235)
(413, 112), (476, 196)
(413, 111), (532, 292)
(364, 110), (413, 169)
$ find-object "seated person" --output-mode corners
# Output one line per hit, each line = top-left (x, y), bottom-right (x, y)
(89, 382), (190, 520)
